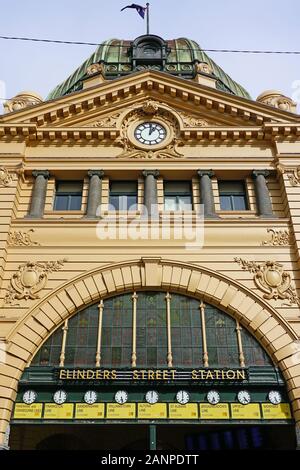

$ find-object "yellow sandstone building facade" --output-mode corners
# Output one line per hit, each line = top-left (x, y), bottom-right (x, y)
(0, 35), (300, 450)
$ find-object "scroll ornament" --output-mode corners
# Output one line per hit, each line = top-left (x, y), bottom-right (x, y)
(262, 229), (290, 246)
(234, 258), (300, 306)
(0, 167), (13, 187)
(5, 258), (68, 304)
(8, 229), (40, 247)
(277, 165), (300, 186)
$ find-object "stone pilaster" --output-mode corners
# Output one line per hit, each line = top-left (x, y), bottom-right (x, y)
(252, 170), (274, 218)
(28, 170), (50, 218)
(86, 170), (105, 218)
(142, 170), (160, 219)
(197, 170), (218, 218)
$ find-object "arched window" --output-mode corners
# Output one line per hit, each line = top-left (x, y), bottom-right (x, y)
(31, 292), (271, 368)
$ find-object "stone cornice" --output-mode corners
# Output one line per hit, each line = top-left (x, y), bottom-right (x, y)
(1, 123), (300, 143)
(1, 71), (299, 128)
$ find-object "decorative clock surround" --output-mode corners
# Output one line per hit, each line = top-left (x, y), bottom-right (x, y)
(115, 101), (184, 159)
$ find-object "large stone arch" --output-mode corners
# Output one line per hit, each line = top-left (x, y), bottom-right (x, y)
(1, 257), (300, 444)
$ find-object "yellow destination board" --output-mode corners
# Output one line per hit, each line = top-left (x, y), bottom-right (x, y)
(44, 404), (74, 419)
(75, 403), (105, 419)
(106, 403), (136, 419)
(14, 403), (43, 420)
(231, 404), (261, 419)
(200, 404), (230, 420)
(169, 404), (198, 420)
(138, 403), (167, 419)
(262, 403), (292, 420)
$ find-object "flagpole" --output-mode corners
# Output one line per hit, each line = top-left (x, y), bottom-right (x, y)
(146, 3), (150, 34)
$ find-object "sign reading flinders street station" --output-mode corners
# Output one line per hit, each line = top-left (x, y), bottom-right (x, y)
(57, 368), (247, 382)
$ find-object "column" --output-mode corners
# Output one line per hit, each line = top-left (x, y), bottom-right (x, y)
(142, 170), (159, 219)
(252, 170), (274, 218)
(86, 170), (104, 218)
(197, 170), (218, 218)
(28, 170), (50, 218)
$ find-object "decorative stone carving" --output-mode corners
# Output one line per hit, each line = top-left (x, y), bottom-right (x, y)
(86, 62), (105, 76)
(234, 258), (300, 306)
(142, 100), (159, 115)
(257, 90), (297, 113)
(195, 62), (213, 75)
(0, 167), (13, 187)
(116, 105), (184, 159)
(5, 258), (68, 304)
(8, 229), (40, 247)
(287, 167), (300, 186)
(3, 91), (43, 114)
(262, 229), (290, 246)
(180, 112), (210, 127)
(89, 113), (121, 128)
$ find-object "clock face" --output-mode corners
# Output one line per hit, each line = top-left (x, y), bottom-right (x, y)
(176, 390), (190, 405)
(53, 390), (67, 405)
(268, 390), (282, 405)
(237, 390), (251, 405)
(84, 390), (98, 405)
(207, 390), (220, 405)
(145, 390), (159, 405)
(23, 390), (37, 405)
(115, 390), (128, 405)
(134, 122), (166, 145)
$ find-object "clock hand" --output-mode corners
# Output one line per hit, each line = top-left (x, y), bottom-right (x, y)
(149, 124), (154, 136)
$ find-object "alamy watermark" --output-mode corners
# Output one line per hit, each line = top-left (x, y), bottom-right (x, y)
(96, 204), (205, 250)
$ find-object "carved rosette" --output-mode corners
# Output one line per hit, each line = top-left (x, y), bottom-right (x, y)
(8, 229), (40, 247)
(0, 167), (13, 187)
(5, 258), (68, 304)
(262, 229), (291, 246)
(234, 258), (300, 306)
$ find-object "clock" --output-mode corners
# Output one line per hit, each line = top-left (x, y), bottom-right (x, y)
(268, 390), (282, 405)
(23, 390), (37, 405)
(53, 390), (67, 405)
(207, 390), (220, 405)
(176, 390), (190, 405)
(84, 390), (98, 405)
(134, 122), (166, 146)
(237, 390), (251, 405)
(115, 390), (128, 405)
(145, 391), (159, 405)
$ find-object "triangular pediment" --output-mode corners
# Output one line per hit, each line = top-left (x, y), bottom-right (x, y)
(1, 71), (299, 132)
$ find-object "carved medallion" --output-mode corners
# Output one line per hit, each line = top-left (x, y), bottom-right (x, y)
(262, 229), (290, 246)
(8, 229), (40, 247)
(234, 258), (300, 306)
(0, 167), (12, 187)
(5, 258), (68, 304)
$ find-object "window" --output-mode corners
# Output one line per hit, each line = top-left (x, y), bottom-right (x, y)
(31, 292), (272, 369)
(53, 181), (83, 211)
(218, 181), (248, 211)
(164, 181), (193, 211)
(109, 181), (138, 211)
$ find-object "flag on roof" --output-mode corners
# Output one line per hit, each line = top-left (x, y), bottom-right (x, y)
(121, 4), (147, 19)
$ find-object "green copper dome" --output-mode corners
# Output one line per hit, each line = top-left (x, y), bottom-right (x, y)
(47, 36), (251, 101)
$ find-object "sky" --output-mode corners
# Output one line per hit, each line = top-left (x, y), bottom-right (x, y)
(0, 0), (299, 112)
